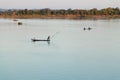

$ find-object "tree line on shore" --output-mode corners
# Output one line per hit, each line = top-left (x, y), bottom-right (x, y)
(0, 7), (120, 18)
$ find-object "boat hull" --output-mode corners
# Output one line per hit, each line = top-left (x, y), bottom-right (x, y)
(31, 39), (50, 42)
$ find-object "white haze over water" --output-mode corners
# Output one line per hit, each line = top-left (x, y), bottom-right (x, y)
(0, 0), (120, 9)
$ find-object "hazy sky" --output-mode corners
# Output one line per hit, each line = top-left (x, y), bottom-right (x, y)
(0, 0), (120, 9)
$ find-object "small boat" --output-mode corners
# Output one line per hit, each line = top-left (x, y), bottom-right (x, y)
(31, 36), (50, 42)
(13, 19), (18, 21)
(18, 22), (22, 25)
(31, 39), (50, 42)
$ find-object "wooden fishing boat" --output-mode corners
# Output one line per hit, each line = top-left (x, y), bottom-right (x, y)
(31, 36), (50, 42)
(31, 39), (50, 42)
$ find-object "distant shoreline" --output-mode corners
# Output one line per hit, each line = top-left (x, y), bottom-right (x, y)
(0, 15), (120, 20)
(0, 7), (120, 20)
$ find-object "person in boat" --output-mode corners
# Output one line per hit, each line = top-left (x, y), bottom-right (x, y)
(83, 27), (86, 30)
(88, 27), (92, 30)
(47, 36), (50, 41)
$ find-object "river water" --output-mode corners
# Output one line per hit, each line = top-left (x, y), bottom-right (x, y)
(0, 19), (120, 80)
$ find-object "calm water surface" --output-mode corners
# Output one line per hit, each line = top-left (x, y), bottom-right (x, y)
(0, 19), (120, 80)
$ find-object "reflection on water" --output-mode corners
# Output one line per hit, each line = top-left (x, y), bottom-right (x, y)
(0, 19), (120, 80)
(32, 40), (50, 45)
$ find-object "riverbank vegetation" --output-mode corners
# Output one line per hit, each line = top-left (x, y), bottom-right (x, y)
(0, 7), (120, 19)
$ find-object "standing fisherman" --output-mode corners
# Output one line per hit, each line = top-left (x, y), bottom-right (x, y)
(47, 36), (50, 41)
